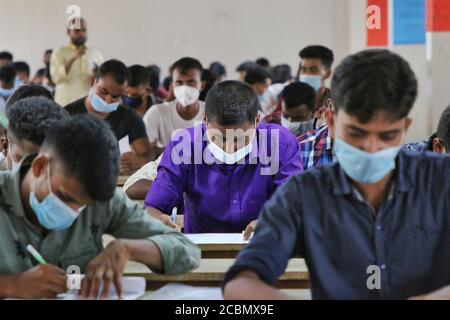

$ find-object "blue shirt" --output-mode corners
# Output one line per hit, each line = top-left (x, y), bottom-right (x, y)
(224, 151), (450, 299)
(145, 123), (303, 233)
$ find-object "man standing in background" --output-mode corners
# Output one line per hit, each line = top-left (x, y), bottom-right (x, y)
(50, 18), (103, 106)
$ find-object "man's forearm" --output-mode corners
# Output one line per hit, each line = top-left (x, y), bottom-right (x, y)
(224, 270), (291, 300)
(122, 239), (164, 273)
(147, 207), (165, 218)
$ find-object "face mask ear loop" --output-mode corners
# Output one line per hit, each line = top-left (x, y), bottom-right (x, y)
(46, 160), (53, 194)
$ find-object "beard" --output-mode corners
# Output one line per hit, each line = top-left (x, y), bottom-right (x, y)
(72, 37), (87, 47)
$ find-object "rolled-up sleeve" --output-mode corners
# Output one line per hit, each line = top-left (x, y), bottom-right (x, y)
(144, 138), (186, 214)
(223, 174), (303, 287)
(105, 189), (200, 275)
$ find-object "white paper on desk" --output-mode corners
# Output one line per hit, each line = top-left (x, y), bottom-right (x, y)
(119, 135), (131, 155)
(148, 283), (223, 300)
(185, 233), (250, 245)
(59, 276), (146, 300)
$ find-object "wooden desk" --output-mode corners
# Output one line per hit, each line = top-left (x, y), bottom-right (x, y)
(140, 288), (312, 300)
(124, 258), (309, 290)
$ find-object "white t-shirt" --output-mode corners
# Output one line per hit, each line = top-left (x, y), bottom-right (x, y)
(143, 100), (205, 148)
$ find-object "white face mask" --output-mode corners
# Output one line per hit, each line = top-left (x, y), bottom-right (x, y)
(206, 124), (256, 165)
(174, 85), (200, 107)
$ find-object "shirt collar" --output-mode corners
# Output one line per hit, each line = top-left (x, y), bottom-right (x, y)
(3, 154), (36, 218)
(331, 150), (415, 196)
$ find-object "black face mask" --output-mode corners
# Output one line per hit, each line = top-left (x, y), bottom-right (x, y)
(122, 95), (144, 109)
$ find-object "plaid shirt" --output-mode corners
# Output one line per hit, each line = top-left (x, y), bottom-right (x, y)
(297, 125), (334, 170)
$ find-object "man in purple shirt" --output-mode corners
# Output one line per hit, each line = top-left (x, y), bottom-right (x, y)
(145, 81), (302, 237)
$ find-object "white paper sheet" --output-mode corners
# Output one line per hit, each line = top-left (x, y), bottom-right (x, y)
(185, 233), (251, 245)
(119, 135), (131, 154)
(59, 276), (146, 300)
(147, 283), (223, 300)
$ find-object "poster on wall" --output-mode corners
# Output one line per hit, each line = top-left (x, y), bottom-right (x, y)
(393, 0), (426, 45)
(367, 0), (389, 46)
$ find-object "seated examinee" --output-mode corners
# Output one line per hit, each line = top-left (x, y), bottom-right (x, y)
(263, 82), (316, 137)
(297, 45), (334, 111)
(0, 113), (200, 299)
(403, 105), (450, 154)
(123, 65), (157, 118)
(65, 59), (154, 170)
(297, 91), (335, 170)
(5, 97), (69, 171)
(143, 57), (206, 155)
(145, 81), (302, 237)
(244, 66), (275, 116)
(236, 61), (258, 82)
(13, 61), (31, 86)
(0, 51), (13, 67)
(0, 64), (19, 113)
(223, 49), (450, 300)
(123, 155), (162, 200)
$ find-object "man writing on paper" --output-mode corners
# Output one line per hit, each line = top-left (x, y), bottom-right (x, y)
(0, 105), (200, 299)
(223, 50), (450, 300)
(65, 59), (154, 172)
(145, 81), (302, 237)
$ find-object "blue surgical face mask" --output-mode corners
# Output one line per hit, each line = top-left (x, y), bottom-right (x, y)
(333, 137), (401, 184)
(258, 90), (270, 103)
(0, 86), (16, 98)
(281, 117), (314, 136)
(29, 162), (85, 230)
(299, 75), (322, 91)
(89, 93), (120, 113)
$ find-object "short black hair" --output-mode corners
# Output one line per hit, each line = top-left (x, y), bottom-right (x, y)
(272, 64), (292, 84)
(244, 66), (271, 85)
(13, 61), (30, 76)
(281, 82), (316, 111)
(256, 57), (270, 68)
(127, 65), (151, 88)
(42, 114), (120, 202)
(209, 62), (226, 78)
(0, 51), (13, 62)
(147, 65), (161, 91)
(96, 59), (129, 85)
(169, 57), (203, 77)
(437, 105), (450, 150)
(236, 61), (258, 72)
(6, 96), (69, 146)
(45, 49), (53, 55)
(6, 85), (54, 110)
(331, 49), (417, 123)
(205, 80), (259, 126)
(299, 45), (334, 69)
(0, 64), (16, 85)
(199, 69), (216, 101)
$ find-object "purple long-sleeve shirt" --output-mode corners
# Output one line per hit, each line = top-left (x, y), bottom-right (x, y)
(144, 123), (303, 233)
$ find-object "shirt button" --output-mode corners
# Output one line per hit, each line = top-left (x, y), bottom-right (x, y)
(381, 264), (386, 270)
(232, 200), (237, 204)
(376, 225), (381, 230)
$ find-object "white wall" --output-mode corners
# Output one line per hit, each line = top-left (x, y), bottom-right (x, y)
(0, 0), (447, 141)
(0, 0), (350, 78)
